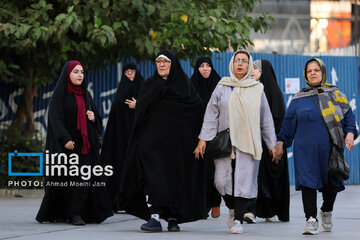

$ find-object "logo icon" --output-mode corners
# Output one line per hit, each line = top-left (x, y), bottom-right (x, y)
(8, 150), (43, 176)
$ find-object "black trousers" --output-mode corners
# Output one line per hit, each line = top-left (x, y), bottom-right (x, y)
(245, 198), (257, 215)
(301, 182), (337, 220)
(222, 195), (249, 223)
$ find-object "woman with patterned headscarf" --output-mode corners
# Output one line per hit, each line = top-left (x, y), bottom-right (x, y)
(194, 50), (278, 234)
(36, 61), (113, 225)
(276, 58), (358, 235)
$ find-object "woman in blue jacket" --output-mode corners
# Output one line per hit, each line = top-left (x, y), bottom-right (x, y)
(276, 58), (358, 235)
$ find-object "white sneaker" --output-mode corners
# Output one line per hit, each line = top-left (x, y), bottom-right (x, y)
(265, 215), (276, 222)
(227, 209), (235, 229)
(244, 212), (256, 223)
(230, 220), (243, 234)
(320, 210), (333, 232)
(302, 217), (318, 235)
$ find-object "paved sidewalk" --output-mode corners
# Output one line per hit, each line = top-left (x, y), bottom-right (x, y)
(0, 185), (359, 240)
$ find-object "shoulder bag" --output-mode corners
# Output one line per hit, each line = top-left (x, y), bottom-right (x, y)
(206, 129), (232, 160)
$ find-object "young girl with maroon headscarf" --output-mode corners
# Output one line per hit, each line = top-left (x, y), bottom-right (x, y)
(36, 61), (113, 225)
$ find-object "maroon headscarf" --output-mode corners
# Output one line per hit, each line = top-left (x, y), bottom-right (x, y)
(66, 60), (90, 155)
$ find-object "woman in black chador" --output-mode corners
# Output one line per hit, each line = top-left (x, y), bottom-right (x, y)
(36, 60), (113, 225)
(116, 50), (207, 232)
(190, 57), (222, 218)
(245, 60), (290, 223)
(100, 63), (144, 212)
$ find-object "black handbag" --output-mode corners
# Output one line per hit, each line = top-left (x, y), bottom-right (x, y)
(206, 129), (232, 159)
(328, 145), (349, 181)
(312, 96), (349, 181)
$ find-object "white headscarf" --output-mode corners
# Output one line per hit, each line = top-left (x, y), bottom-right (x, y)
(219, 50), (264, 160)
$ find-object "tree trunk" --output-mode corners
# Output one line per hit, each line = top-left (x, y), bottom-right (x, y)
(6, 67), (38, 141)
(23, 83), (38, 137)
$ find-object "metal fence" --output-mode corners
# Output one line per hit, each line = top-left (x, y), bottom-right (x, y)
(0, 52), (359, 184)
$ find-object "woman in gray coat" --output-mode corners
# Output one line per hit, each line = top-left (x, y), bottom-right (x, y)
(194, 50), (278, 234)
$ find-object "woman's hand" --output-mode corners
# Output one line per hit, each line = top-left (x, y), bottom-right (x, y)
(125, 97), (137, 109)
(345, 132), (355, 151)
(272, 141), (284, 164)
(269, 146), (278, 164)
(65, 140), (75, 150)
(86, 110), (95, 122)
(194, 139), (206, 159)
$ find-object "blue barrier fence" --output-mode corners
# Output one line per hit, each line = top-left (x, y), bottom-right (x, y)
(0, 53), (359, 184)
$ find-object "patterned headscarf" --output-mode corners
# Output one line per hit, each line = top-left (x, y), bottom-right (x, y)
(294, 58), (351, 148)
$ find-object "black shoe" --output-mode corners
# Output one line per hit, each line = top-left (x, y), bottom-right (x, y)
(167, 219), (180, 232)
(140, 218), (162, 232)
(71, 216), (85, 226)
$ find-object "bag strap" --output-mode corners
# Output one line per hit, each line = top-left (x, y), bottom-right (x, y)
(311, 95), (334, 144)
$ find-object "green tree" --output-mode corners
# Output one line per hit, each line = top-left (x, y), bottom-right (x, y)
(0, 0), (273, 140)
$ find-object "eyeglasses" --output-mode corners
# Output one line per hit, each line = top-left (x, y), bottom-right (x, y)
(234, 59), (249, 64)
(155, 60), (171, 65)
(125, 69), (136, 74)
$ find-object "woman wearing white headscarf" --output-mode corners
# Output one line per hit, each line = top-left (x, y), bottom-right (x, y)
(194, 50), (278, 234)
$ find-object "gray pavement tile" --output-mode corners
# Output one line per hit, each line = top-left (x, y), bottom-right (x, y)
(0, 185), (359, 240)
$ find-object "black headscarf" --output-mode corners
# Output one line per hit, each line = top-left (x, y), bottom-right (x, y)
(116, 50), (207, 223)
(100, 63), (144, 211)
(190, 57), (221, 106)
(118, 63), (144, 97)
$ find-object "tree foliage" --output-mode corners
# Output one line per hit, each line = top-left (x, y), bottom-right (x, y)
(0, 0), (273, 138)
(0, 0), (272, 85)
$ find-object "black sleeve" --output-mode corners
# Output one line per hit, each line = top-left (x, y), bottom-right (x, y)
(48, 91), (71, 143)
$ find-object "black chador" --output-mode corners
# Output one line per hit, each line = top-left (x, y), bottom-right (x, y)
(100, 63), (144, 212)
(36, 61), (113, 224)
(116, 50), (207, 223)
(190, 57), (222, 214)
